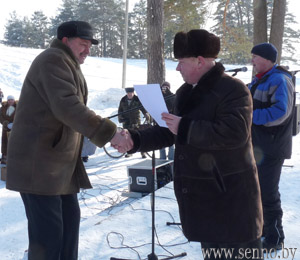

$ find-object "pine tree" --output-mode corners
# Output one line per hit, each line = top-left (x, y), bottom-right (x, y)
(127, 0), (147, 58)
(49, 0), (79, 40)
(28, 11), (50, 48)
(3, 0), (299, 63)
(4, 12), (24, 47)
(74, 0), (124, 57)
(282, 11), (300, 63)
(164, 0), (208, 58)
(211, 0), (253, 64)
(211, 0), (300, 64)
(22, 17), (34, 48)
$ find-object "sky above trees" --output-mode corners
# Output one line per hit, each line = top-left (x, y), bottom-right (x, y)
(1, 0), (299, 40)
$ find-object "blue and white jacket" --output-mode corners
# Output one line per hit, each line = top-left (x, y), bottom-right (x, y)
(248, 64), (294, 159)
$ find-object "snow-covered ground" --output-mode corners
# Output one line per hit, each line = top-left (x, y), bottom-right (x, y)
(0, 44), (300, 260)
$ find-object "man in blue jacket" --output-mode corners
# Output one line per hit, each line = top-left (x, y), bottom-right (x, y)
(249, 43), (294, 251)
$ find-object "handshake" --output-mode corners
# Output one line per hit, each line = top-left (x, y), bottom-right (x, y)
(109, 113), (182, 154)
(110, 128), (133, 153)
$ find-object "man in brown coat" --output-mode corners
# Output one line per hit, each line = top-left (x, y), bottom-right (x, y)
(6, 21), (131, 260)
(0, 95), (16, 164)
(116, 29), (263, 260)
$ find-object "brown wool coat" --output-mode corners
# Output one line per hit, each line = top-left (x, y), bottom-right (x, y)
(6, 39), (116, 195)
(130, 63), (263, 243)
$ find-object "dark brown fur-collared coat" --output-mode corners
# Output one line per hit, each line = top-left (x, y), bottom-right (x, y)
(6, 39), (116, 195)
(130, 63), (263, 243)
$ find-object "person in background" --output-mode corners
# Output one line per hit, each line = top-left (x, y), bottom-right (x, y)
(115, 29), (263, 260)
(0, 95), (17, 164)
(249, 42), (294, 251)
(0, 88), (4, 103)
(159, 81), (175, 160)
(81, 136), (97, 162)
(118, 87), (150, 158)
(6, 20), (132, 260)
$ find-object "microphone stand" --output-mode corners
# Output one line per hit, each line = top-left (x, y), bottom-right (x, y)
(110, 153), (186, 260)
(148, 150), (158, 260)
(231, 71), (238, 77)
(148, 151), (186, 260)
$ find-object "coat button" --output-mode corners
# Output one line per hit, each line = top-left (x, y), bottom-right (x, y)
(178, 155), (184, 160)
(182, 188), (188, 193)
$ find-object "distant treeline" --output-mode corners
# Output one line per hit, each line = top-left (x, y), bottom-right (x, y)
(2, 0), (300, 64)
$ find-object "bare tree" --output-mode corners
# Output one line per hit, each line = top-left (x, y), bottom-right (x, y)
(147, 0), (165, 85)
(253, 0), (287, 64)
(253, 0), (268, 45)
(270, 0), (287, 63)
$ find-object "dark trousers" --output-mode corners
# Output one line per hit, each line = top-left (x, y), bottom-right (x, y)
(20, 193), (80, 260)
(257, 156), (285, 244)
(201, 238), (263, 260)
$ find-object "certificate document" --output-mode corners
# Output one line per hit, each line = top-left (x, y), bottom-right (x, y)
(134, 84), (168, 127)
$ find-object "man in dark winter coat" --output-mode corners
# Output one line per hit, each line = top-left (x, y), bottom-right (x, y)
(249, 43), (294, 251)
(114, 29), (263, 260)
(6, 21), (132, 260)
(118, 87), (150, 158)
(0, 95), (17, 164)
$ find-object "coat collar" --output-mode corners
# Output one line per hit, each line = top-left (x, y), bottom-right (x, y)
(176, 62), (225, 115)
(196, 62), (225, 90)
(50, 39), (80, 69)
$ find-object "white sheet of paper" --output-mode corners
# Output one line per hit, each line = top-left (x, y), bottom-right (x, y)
(134, 84), (168, 127)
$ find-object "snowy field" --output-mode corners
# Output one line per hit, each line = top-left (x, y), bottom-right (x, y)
(0, 44), (300, 260)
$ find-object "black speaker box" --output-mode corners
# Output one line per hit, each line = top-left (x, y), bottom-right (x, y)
(127, 159), (173, 193)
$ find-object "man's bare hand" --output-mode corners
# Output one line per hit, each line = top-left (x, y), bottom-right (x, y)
(162, 112), (182, 135)
(110, 128), (133, 153)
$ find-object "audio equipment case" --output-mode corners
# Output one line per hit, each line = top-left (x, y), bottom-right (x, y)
(127, 159), (173, 194)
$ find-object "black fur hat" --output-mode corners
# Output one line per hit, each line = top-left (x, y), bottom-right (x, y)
(174, 29), (220, 59)
(125, 87), (134, 93)
(57, 21), (99, 45)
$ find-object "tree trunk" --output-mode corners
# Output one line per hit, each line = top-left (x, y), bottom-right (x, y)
(253, 0), (268, 45)
(147, 0), (165, 85)
(270, 0), (286, 64)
